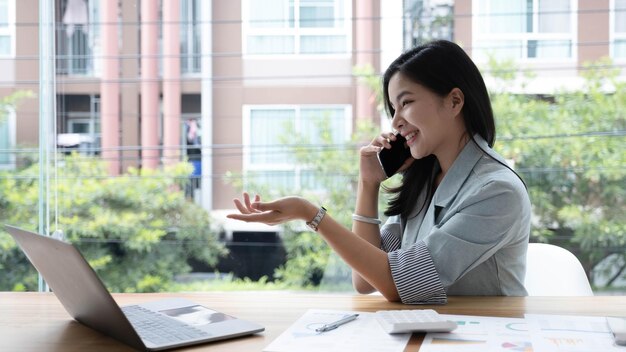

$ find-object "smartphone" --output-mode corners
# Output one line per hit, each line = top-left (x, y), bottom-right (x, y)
(377, 133), (412, 178)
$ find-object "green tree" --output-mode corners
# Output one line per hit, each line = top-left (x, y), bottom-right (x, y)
(487, 57), (625, 288)
(0, 154), (227, 292)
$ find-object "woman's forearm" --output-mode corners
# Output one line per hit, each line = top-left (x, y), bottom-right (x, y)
(350, 179), (386, 294)
(317, 212), (400, 302)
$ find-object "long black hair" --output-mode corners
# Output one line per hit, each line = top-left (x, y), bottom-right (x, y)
(382, 40), (496, 219)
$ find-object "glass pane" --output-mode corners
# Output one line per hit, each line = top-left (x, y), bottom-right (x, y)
(248, 0), (291, 28)
(180, 0), (201, 74)
(478, 0), (527, 34)
(538, 0), (570, 33)
(300, 35), (346, 54)
(0, 0), (7, 28)
(615, 39), (626, 58)
(300, 108), (345, 144)
(247, 35), (294, 54)
(616, 0), (626, 33)
(249, 109), (295, 164)
(0, 35), (9, 55)
(70, 121), (90, 133)
(473, 40), (523, 60)
(300, 5), (333, 28)
(530, 40), (571, 59)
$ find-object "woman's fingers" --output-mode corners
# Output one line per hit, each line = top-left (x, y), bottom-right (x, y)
(380, 132), (397, 149)
(236, 192), (262, 213)
(233, 198), (250, 214)
(243, 192), (254, 210)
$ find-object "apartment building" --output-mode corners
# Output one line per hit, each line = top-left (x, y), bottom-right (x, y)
(405, 0), (626, 92)
(0, 0), (383, 212)
(1, 0), (624, 213)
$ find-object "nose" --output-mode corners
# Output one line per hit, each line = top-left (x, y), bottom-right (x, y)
(391, 110), (404, 131)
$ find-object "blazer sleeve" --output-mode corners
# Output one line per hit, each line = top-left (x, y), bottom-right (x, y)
(381, 217), (447, 304)
(423, 178), (529, 289)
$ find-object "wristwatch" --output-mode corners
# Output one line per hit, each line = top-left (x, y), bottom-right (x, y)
(306, 206), (327, 231)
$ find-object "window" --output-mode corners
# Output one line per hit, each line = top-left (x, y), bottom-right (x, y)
(473, 0), (576, 61)
(180, 0), (201, 74)
(243, 0), (351, 55)
(243, 105), (351, 190)
(56, 0), (100, 75)
(612, 0), (626, 59)
(402, 0), (453, 48)
(0, 0), (15, 57)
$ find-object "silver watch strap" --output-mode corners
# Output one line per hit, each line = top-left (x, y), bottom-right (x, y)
(306, 206), (327, 231)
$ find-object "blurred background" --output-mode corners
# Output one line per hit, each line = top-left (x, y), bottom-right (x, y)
(0, 0), (624, 295)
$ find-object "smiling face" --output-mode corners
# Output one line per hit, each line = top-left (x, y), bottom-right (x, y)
(388, 71), (463, 161)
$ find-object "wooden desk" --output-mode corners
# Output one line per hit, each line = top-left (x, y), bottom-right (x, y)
(1, 292), (625, 351)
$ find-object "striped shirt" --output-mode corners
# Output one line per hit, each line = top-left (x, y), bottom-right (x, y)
(380, 136), (531, 304)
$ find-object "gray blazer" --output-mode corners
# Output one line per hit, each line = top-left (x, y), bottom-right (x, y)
(381, 136), (530, 303)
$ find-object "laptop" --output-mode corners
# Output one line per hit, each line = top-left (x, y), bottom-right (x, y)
(5, 225), (265, 351)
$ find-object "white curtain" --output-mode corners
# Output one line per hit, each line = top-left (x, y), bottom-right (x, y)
(62, 0), (89, 37)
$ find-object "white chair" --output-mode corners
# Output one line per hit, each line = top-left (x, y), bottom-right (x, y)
(524, 243), (594, 296)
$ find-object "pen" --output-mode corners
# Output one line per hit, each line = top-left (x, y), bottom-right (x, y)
(316, 314), (359, 333)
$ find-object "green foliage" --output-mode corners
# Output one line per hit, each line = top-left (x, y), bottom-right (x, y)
(0, 90), (35, 123)
(486, 58), (625, 287)
(0, 154), (226, 292)
(168, 274), (300, 291)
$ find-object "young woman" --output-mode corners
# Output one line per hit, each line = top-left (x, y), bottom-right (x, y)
(227, 40), (531, 304)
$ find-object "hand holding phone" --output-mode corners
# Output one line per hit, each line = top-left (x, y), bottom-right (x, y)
(377, 134), (412, 178)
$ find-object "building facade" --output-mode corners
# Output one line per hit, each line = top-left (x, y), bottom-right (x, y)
(1, 0), (624, 212)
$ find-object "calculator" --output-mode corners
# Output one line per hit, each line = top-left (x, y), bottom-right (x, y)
(374, 309), (458, 334)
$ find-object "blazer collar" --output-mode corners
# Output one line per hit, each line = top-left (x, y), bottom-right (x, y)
(433, 135), (491, 208)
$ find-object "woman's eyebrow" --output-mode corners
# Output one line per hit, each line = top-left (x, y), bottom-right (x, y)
(394, 91), (412, 104)
(391, 90), (411, 109)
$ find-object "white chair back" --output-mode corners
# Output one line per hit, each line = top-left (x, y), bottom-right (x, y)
(524, 243), (593, 296)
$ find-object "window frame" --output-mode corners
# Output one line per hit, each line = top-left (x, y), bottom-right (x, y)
(180, 0), (202, 75)
(471, 0), (578, 63)
(242, 104), (352, 191)
(241, 0), (352, 57)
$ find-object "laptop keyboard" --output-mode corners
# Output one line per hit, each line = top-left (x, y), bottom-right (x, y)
(122, 305), (210, 345)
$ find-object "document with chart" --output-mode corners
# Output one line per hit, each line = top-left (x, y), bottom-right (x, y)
(525, 314), (626, 352)
(264, 309), (410, 352)
(419, 314), (532, 352)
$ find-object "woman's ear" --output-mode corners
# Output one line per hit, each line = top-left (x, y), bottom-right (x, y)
(449, 88), (464, 114)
